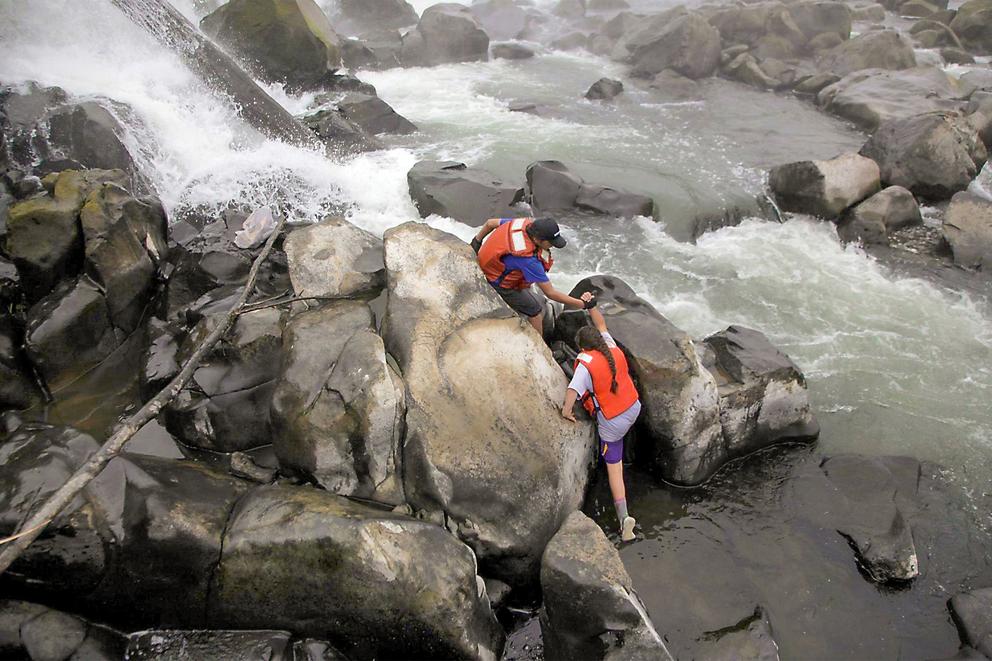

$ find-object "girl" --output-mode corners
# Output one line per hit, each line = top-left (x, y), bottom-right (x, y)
(562, 304), (642, 542)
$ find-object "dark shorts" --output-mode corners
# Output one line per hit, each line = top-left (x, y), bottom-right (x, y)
(600, 438), (624, 465)
(495, 286), (544, 318)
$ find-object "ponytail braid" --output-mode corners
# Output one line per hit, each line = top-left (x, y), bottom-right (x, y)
(575, 326), (619, 393)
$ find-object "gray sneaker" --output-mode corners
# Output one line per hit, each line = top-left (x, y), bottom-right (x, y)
(621, 516), (636, 542)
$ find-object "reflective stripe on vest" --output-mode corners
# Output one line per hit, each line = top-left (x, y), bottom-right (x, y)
(573, 347), (639, 420)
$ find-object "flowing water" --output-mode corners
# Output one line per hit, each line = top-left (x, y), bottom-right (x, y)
(2, 0), (991, 656)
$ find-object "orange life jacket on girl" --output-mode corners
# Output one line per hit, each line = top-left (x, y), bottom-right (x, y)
(478, 217), (554, 290)
(573, 347), (639, 419)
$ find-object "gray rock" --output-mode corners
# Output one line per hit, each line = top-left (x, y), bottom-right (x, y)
(590, 0), (630, 9)
(941, 47), (976, 63)
(860, 111), (987, 199)
(558, 275), (724, 486)
(492, 42), (536, 59)
(200, 0), (342, 90)
(788, 1), (853, 40)
(724, 53), (780, 90)
(942, 191), (992, 270)
(769, 153), (881, 218)
(949, 0), (992, 53)
(648, 69), (702, 98)
(837, 185), (921, 244)
(586, 77), (624, 100)
(407, 160), (525, 227)
(126, 630), (292, 660)
(284, 215), (385, 298)
(959, 70), (992, 99)
(381, 222), (596, 585)
(0, 317), (38, 412)
(795, 72), (841, 94)
(402, 4), (490, 67)
(540, 511), (674, 661)
(209, 484), (505, 658)
(949, 588), (992, 658)
(342, 29), (404, 70)
(302, 107), (382, 154)
(628, 13), (722, 80)
(809, 31), (845, 52)
(10, 604), (125, 661)
(575, 183), (654, 217)
(816, 30), (917, 76)
(554, 0), (587, 19)
(817, 67), (964, 130)
(330, 0), (418, 36)
(470, 0), (530, 41)
(701, 325), (819, 458)
(46, 101), (139, 179)
(695, 609), (781, 661)
(337, 93), (416, 135)
(526, 160), (653, 217)
(852, 3), (887, 21)
(271, 301), (405, 504)
(552, 32), (590, 51)
(901, 0), (942, 17)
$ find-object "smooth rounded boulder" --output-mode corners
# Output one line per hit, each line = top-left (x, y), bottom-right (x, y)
(941, 191), (992, 270)
(401, 4), (490, 67)
(284, 215), (385, 299)
(768, 153), (881, 218)
(949, 0), (992, 53)
(837, 186), (921, 244)
(628, 14), (722, 80)
(815, 30), (917, 77)
(407, 160), (525, 226)
(381, 222), (596, 586)
(525, 161), (654, 218)
(331, 0), (419, 35)
(585, 77), (624, 100)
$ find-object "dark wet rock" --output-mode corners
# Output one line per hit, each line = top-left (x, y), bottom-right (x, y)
(381, 222), (595, 586)
(401, 4), (490, 67)
(558, 275), (724, 486)
(768, 153), (881, 219)
(12, 175), (43, 199)
(0, 83), (67, 166)
(229, 451), (278, 483)
(950, 588), (992, 657)
(724, 53), (779, 90)
(508, 101), (554, 116)
(817, 66), (964, 130)
(164, 308), (286, 453)
(24, 276), (120, 389)
(700, 325), (818, 459)
(470, 0), (530, 41)
(648, 69), (702, 98)
(341, 29), (405, 70)
(0, 255), (19, 306)
(407, 160), (526, 227)
(209, 484), (505, 658)
(860, 111), (987, 200)
(484, 578), (512, 610)
(46, 101), (139, 180)
(0, 316), (39, 412)
(837, 185), (921, 244)
(942, 191), (992, 270)
(312, 71), (378, 97)
(949, 0), (992, 53)
(526, 160), (653, 217)
(695, 608), (780, 661)
(302, 107), (382, 154)
(628, 14), (722, 80)
(271, 301), (405, 504)
(492, 42), (536, 59)
(816, 30), (917, 76)
(330, 0), (418, 36)
(0, 601), (126, 661)
(336, 93), (416, 135)
(585, 77), (624, 100)
(540, 511), (674, 661)
(941, 47), (976, 63)
(285, 216), (384, 298)
(200, 0), (342, 90)
(127, 630), (292, 660)
(551, 32), (590, 51)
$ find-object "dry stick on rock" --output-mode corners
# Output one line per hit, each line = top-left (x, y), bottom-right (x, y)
(0, 217), (287, 575)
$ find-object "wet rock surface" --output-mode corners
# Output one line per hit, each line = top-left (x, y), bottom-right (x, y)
(336, 93), (417, 135)
(408, 160), (526, 226)
(837, 185), (922, 244)
(0, 600), (126, 661)
(401, 4), (491, 67)
(585, 77), (623, 100)
(950, 588), (992, 658)
(525, 161), (654, 218)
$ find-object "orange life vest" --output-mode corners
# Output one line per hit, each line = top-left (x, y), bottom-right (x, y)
(478, 217), (554, 290)
(573, 347), (639, 419)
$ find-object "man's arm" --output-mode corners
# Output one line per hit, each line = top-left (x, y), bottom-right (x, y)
(588, 305), (608, 332)
(537, 281), (593, 310)
(470, 218), (502, 253)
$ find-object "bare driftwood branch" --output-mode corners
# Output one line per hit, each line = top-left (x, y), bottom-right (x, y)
(0, 218), (287, 574)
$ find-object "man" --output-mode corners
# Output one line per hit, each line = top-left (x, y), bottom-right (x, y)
(471, 216), (595, 333)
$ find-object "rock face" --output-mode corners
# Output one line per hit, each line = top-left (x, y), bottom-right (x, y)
(209, 484), (505, 659)
(270, 300), (405, 504)
(628, 14), (722, 80)
(950, 588), (992, 658)
(585, 78), (624, 100)
(331, 0), (419, 35)
(837, 186), (921, 244)
(200, 0), (342, 90)
(942, 191), (992, 270)
(402, 4), (490, 67)
(336, 93), (417, 135)
(816, 30), (917, 76)
(700, 326), (819, 459)
(817, 67), (962, 131)
(860, 112), (987, 199)
(768, 153), (881, 218)
(525, 161), (654, 218)
(381, 223), (596, 586)
(407, 160), (526, 226)
(949, 0), (992, 53)
(284, 216), (385, 298)
(540, 511), (674, 661)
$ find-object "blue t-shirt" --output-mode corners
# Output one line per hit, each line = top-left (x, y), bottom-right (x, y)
(493, 219), (549, 286)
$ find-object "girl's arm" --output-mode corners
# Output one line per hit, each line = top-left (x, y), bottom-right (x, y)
(562, 388), (578, 421)
(588, 305), (608, 333)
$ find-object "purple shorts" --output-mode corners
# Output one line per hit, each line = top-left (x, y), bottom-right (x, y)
(600, 438), (624, 465)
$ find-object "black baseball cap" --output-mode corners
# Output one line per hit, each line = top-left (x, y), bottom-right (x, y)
(530, 216), (567, 248)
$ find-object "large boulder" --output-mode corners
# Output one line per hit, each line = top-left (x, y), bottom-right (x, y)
(209, 484), (505, 659)
(284, 215), (385, 299)
(200, 0), (342, 90)
(407, 160), (525, 226)
(0, 601), (126, 660)
(401, 4), (490, 67)
(700, 326), (819, 459)
(336, 93), (417, 135)
(627, 14), (722, 80)
(816, 30), (917, 76)
(941, 191), (992, 270)
(330, 0), (419, 35)
(45, 102), (140, 183)
(949, 588), (992, 658)
(270, 301), (405, 504)
(557, 275), (725, 486)
(302, 108), (382, 154)
(380, 222), (596, 585)
(540, 511), (674, 661)
(525, 161), (654, 218)
(837, 186), (921, 244)
(768, 153), (881, 218)
(470, 0), (531, 41)
(788, 1), (853, 40)
(817, 67), (964, 131)
(949, 0), (992, 53)
(859, 111), (987, 199)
